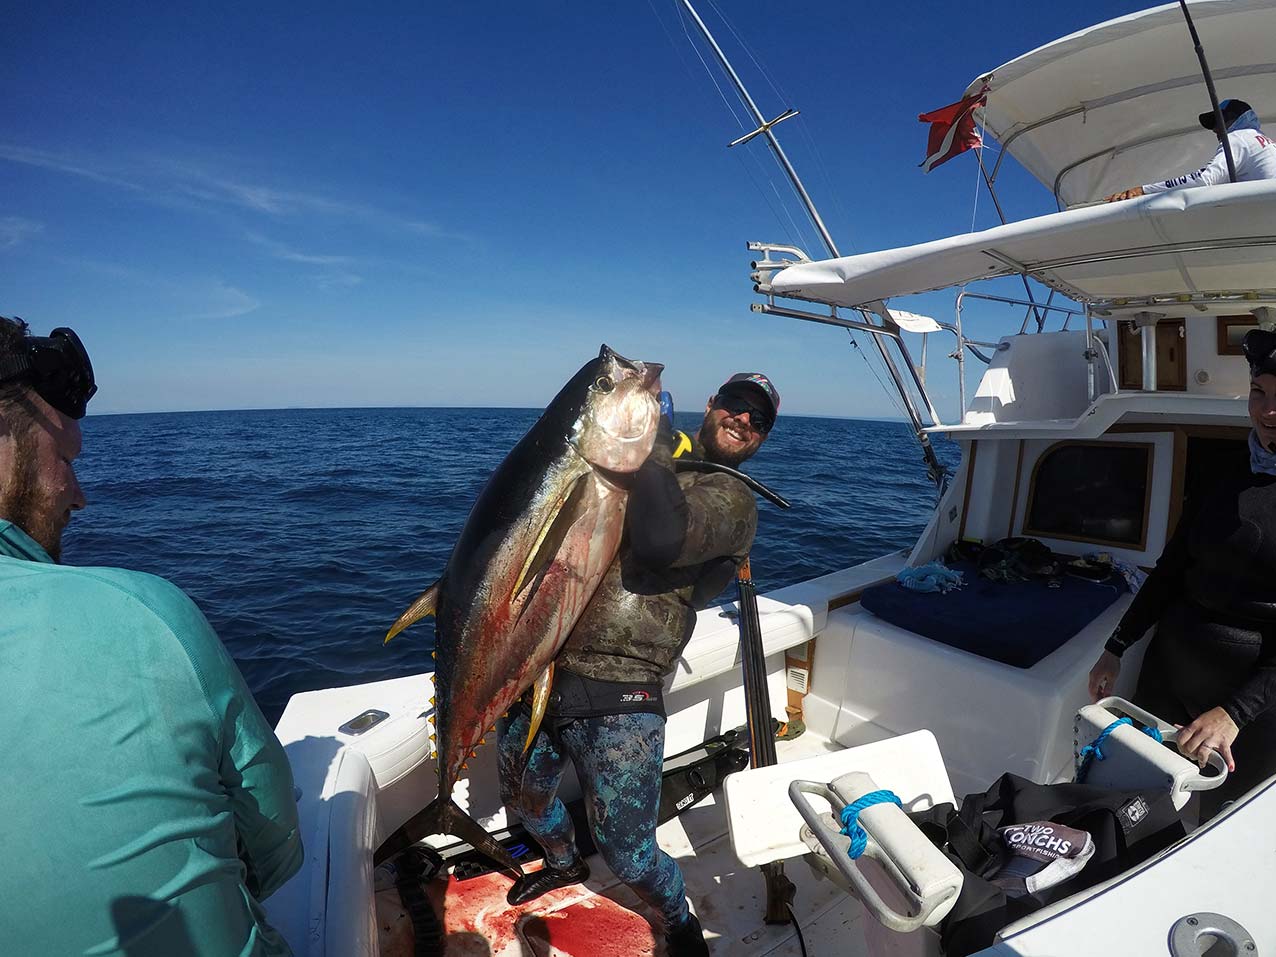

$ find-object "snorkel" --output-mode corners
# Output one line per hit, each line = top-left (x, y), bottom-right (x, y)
(0, 325), (97, 419)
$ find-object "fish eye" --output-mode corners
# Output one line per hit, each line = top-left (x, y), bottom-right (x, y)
(594, 375), (614, 394)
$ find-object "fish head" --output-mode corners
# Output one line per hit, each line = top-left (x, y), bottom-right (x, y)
(571, 345), (662, 473)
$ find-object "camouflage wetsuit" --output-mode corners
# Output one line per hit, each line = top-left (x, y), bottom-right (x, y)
(498, 435), (756, 926)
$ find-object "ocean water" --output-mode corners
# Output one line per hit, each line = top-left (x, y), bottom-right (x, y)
(63, 408), (959, 724)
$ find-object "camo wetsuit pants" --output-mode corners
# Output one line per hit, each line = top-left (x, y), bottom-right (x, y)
(497, 708), (689, 928)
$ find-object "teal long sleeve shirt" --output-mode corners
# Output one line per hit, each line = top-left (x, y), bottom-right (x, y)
(0, 520), (302, 956)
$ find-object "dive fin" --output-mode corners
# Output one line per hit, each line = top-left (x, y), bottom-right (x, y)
(374, 796), (524, 876)
(511, 474), (590, 603)
(385, 581), (441, 644)
(523, 661), (556, 754)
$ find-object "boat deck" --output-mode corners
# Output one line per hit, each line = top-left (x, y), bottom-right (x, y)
(399, 729), (875, 957)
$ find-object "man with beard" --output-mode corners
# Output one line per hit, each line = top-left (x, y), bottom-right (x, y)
(0, 316), (302, 956)
(497, 371), (778, 955)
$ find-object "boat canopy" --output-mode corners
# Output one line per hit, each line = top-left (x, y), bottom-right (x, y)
(971, 0), (1276, 207)
(763, 180), (1276, 308)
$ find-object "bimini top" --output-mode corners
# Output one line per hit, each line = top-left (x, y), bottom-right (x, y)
(971, 0), (1276, 207)
(763, 180), (1276, 308)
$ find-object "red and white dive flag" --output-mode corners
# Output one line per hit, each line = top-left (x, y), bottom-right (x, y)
(919, 88), (987, 173)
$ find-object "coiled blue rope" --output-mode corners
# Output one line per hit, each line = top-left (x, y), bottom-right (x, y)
(1075, 717), (1164, 783)
(838, 789), (902, 859)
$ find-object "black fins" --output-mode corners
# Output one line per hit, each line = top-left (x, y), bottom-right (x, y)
(374, 796), (523, 876)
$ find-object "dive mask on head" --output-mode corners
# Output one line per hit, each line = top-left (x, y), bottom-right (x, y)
(0, 327), (98, 419)
(1243, 328), (1276, 378)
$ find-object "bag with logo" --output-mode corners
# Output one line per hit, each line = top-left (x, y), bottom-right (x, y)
(908, 772), (1184, 957)
(657, 728), (750, 824)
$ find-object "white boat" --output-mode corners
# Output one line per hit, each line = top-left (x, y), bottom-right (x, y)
(263, 2), (1276, 954)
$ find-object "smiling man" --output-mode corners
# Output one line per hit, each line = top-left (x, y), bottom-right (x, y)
(0, 316), (302, 956)
(496, 370), (777, 956)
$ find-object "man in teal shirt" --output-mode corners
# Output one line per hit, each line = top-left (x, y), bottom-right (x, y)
(0, 317), (302, 955)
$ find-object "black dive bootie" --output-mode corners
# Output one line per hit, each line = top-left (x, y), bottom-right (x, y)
(665, 912), (710, 956)
(506, 858), (591, 906)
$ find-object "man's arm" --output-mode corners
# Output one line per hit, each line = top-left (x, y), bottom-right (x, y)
(167, 589), (303, 900)
(1106, 130), (1249, 201)
(216, 652), (304, 900)
(626, 442), (757, 569)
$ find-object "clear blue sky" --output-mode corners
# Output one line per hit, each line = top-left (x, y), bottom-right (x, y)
(3, 1), (1152, 418)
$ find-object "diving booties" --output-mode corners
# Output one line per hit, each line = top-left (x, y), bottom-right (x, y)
(505, 858), (591, 906)
(665, 912), (710, 956)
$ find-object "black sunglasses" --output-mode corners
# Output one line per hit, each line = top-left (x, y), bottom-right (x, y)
(713, 392), (773, 433)
(0, 326), (98, 419)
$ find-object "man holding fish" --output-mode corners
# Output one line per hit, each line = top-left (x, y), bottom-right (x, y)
(380, 348), (777, 953)
(497, 370), (778, 955)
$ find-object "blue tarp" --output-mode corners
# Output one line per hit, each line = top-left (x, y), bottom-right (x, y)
(859, 561), (1125, 669)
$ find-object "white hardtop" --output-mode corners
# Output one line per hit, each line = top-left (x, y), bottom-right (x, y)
(763, 179), (1276, 309)
(970, 0), (1276, 206)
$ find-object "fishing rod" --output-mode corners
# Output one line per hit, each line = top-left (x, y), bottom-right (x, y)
(675, 0), (950, 492)
(1177, 0), (1237, 184)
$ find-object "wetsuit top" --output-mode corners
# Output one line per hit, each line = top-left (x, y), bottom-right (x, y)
(1105, 472), (1276, 727)
(1141, 127), (1276, 193)
(555, 435), (758, 684)
(0, 519), (302, 956)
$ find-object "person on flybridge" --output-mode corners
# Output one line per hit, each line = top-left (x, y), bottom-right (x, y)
(1104, 98), (1276, 202)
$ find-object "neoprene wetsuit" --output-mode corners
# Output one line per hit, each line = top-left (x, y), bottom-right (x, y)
(1105, 469), (1276, 816)
(0, 520), (302, 956)
(498, 434), (757, 927)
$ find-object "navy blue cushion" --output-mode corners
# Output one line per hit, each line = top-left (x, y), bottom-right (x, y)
(859, 561), (1124, 669)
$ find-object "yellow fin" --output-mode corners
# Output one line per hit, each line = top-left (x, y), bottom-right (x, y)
(511, 474), (589, 603)
(523, 662), (555, 754)
(385, 581), (441, 644)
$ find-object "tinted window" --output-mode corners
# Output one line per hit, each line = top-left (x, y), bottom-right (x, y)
(1025, 443), (1150, 547)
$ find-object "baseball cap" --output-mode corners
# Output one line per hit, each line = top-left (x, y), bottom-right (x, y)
(1198, 98), (1252, 131)
(717, 372), (780, 422)
(992, 821), (1095, 898)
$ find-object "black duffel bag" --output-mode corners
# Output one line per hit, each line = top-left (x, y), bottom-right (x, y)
(909, 773), (1185, 957)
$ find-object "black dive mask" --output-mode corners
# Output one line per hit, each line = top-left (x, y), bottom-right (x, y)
(0, 327), (98, 419)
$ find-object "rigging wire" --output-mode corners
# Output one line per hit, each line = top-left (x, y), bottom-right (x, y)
(654, 0), (920, 425)
(654, 0), (815, 248)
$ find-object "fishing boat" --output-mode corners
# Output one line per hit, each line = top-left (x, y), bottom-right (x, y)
(264, 2), (1276, 954)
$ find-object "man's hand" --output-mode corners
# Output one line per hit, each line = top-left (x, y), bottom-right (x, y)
(1088, 650), (1121, 702)
(1104, 186), (1144, 203)
(1175, 707), (1238, 772)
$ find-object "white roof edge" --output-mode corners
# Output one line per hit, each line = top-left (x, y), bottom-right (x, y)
(927, 392), (1247, 441)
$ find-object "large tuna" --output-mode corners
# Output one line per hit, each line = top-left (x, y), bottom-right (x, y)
(375, 345), (662, 870)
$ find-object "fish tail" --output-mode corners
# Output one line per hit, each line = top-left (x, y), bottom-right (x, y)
(374, 796), (523, 877)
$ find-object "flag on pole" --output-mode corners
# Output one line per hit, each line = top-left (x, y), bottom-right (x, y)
(919, 88), (987, 173)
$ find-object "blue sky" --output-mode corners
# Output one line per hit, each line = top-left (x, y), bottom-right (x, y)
(3, 1), (1151, 419)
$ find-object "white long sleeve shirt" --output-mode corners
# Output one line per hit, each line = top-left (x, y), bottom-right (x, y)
(1142, 127), (1276, 193)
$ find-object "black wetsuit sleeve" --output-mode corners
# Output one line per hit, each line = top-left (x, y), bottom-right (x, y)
(626, 442), (758, 570)
(1222, 634), (1276, 728)
(625, 441), (689, 568)
(1105, 505), (1194, 658)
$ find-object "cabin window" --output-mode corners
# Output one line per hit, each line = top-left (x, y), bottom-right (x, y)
(1217, 315), (1259, 355)
(1023, 442), (1152, 549)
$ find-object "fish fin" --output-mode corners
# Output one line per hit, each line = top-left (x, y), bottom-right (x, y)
(385, 580), (441, 644)
(523, 661), (555, 754)
(374, 796), (523, 876)
(510, 473), (590, 605)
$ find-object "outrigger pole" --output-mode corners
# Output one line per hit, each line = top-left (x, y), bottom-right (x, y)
(677, 0), (950, 490)
(1177, 0), (1238, 184)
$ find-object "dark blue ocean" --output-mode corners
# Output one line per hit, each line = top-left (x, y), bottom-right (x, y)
(62, 408), (958, 724)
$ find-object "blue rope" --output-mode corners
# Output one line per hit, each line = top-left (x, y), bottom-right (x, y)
(838, 789), (902, 860)
(1075, 718), (1164, 783)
